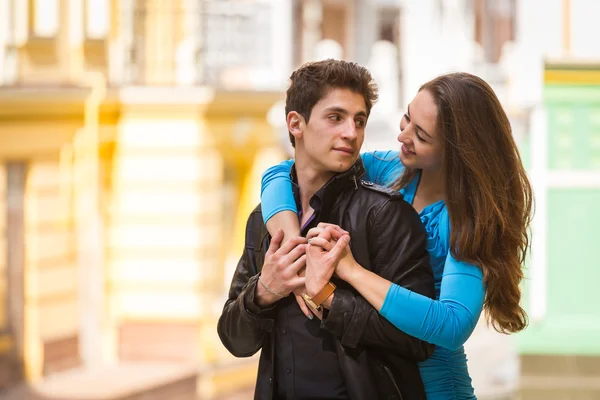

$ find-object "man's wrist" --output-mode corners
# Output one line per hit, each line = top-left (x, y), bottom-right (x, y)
(255, 281), (279, 307)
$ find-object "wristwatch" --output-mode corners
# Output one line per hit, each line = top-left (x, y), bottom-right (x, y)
(303, 282), (337, 311)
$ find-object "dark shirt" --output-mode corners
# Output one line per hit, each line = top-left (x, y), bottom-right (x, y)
(273, 204), (348, 399)
(271, 170), (349, 399)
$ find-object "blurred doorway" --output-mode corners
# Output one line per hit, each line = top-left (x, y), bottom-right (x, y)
(0, 162), (26, 389)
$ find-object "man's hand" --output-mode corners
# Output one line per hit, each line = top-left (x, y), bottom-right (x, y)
(305, 224), (350, 298)
(256, 229), (307, 307)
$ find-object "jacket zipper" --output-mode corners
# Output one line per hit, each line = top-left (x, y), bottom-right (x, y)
(351, 175), (358, 189)
(383, 364), (404, 400)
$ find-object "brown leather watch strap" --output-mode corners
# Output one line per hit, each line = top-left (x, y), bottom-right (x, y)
(310, 281), (337, 307)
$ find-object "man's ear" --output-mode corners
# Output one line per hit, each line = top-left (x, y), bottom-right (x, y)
(287, 111), (304, 142)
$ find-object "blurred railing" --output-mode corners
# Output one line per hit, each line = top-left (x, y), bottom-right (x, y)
(119, 0), (276, 88)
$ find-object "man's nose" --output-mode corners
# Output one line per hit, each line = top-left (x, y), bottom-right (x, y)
(342, 120), (357, 140)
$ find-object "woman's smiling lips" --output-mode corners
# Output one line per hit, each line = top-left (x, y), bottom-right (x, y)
(401, 143), (415, 156)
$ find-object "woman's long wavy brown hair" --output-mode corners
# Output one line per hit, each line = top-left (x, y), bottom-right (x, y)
(393, 73), (534, 333)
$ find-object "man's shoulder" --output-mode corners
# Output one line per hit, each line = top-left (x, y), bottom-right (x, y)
(358, 180), (404, 201)
(244, 204), (268, 251)
(352, 180), (417, 221)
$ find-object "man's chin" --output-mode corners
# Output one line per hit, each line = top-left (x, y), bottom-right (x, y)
(330, 160), (356, 173)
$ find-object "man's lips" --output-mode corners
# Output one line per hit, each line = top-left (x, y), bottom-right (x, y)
(333, 147), (355, 155)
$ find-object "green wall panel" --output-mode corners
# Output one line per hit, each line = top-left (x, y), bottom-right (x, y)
(517, 83), (600, 355)
(518, 189), (600, 354)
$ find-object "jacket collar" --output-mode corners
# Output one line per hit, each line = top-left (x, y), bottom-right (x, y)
(291, 158), (366, 215)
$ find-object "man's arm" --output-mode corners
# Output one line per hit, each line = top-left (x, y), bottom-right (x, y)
(322, 198), (435, 361)
(217, 210), (277, 357)
(218, 208), (307, 357)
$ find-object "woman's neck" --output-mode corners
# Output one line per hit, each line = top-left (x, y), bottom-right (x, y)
(413, 169), (445, 212)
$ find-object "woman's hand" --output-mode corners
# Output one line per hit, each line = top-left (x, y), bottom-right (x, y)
(305, 224), (350, 298)
(306, 223), (360, 284)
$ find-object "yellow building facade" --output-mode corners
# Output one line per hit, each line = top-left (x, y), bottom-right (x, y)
(0, 0), (286, 396)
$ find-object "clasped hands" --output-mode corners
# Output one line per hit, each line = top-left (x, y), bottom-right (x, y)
(257, 222), (357, 320)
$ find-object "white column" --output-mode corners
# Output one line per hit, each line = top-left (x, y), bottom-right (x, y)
(507, 0), (558, 110)
(400, 0), (442, 108)
(270, 0), (293, 88)
(14, 0), (29, 46)
(302, 0), (322, 63)
(176, 0), (201, 85)
(110, 0), (135, 85)
(439, 0), (475, 73)
(69, 0), (84, 47)
(76, 73), (107, 369)
(0, 0), (9, 83)
(528, 106), (548, 322)
(570, 0), (600, 59)
(34, 0), (60, 37)
(86, 0), (110, 39)
(353, 0), (378, 65)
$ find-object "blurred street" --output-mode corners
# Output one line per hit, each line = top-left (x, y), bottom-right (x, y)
(1, 0), (599, 399)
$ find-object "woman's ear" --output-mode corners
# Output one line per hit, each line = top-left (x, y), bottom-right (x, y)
(287, 111), (304, 142)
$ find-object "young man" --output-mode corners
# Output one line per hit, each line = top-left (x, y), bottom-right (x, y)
(218, 59), (435, 400)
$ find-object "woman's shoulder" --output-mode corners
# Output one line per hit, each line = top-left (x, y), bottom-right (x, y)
(361, 150), (401, 165)
(360, 150), (403, 186)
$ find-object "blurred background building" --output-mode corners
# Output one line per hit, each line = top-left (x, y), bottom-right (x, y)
(0, 0), (598, 399)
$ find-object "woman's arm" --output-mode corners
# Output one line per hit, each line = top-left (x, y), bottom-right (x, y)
(344, 253), (485, 351)
(260, 151), (403, 239)
(260, 160), (300, 241)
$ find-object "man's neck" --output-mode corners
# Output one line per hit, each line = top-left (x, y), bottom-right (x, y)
(294, 158), (335, 226)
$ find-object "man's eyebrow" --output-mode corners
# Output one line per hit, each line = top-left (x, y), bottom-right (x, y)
(324, 106), (368, 118)
(407, 104), (432, 138)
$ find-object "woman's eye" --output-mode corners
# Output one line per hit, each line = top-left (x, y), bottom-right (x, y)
(400, 115), (408, 130)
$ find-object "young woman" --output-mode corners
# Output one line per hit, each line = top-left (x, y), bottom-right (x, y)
(259, 72), (534, 399)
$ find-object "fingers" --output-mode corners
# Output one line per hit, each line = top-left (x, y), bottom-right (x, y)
(294, 293), (314, 320)
(329, 234), (350, 259)
(288, 275), (306, 291)
(307, 237), (334, 251)
(307, 226), (346, 241)
(288, 254), (307, 275)
(303, 298), (324, 321)
(318, 226), (347, 241)
(285, 244), (307, 265)
(266, 229), (284, 256)
(317, 222), (348, 235)
(276, 235), (308, 257)
(307, 227), (329, 240)
(313, 308), (324, 321)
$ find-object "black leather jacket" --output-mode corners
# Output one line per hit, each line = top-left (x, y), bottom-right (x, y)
(218, 159), (435, 400)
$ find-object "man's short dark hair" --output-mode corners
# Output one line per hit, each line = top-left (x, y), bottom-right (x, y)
(285, 59), (379, 147)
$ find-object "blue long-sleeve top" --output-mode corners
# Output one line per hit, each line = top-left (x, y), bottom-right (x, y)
(260, 150), (485, 351)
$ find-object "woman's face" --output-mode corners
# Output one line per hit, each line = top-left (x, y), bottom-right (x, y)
(398, 89), (443, 171)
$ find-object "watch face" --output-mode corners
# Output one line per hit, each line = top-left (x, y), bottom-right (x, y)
(311, 282), (336, 307)
(301, 293), (322, 312)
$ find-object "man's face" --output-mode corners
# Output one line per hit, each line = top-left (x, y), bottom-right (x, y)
(290, 88), (368, 175)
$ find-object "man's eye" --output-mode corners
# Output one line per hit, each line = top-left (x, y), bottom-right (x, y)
(329, 115), (341, 121)
(356, 120), (366, 128)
